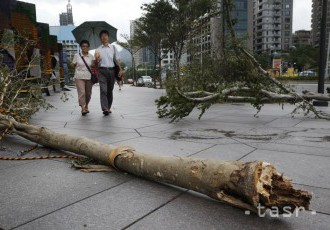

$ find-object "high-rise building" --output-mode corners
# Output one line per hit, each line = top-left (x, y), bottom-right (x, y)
(253, 0), (293, 52)
(188, 0), (253, 63)
(231, 0), (254, 50)
(311, 0), (330, 47)
(49, 25), (78, 61)
(292, 30), (312, 47)
(59, 0), (74, 26)
(129, 20), (155, 67)
(130, 20), (143, 67)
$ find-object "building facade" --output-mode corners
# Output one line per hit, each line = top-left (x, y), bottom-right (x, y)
(129, 20), (143, 67)
(253, 0), (293, 52)
(292, 30), (312, 47)
(231, 0), (254, 50)
(59, 0), (74, 26)
(311, 0), (330, 47)
(49, 25), (78, 61)
(188, 0), (253, 64)
(161, 50), (175, 67)
(0, 0), (64, 88)
(129, 19), (155, 67)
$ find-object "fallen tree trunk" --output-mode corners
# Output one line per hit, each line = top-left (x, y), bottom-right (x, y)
(0, 114), (312, 214)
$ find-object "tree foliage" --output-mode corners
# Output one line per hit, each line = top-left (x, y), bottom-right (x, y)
(133, 0), (215, 84)
(286, 45), (319, 72)
(163, 0), (215, 75)
(0, 31), (50, 120)
(254, 52), (272, 70)
(155, 0), (330, 122)
(117, 34), (139, 83)
(133, 0), (175, 87)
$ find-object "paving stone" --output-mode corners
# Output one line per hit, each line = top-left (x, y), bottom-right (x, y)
(90, 132), (141, 144)
(295, 119), (330, 129)
(50, 127), (112, 138)
(142, 128), (240, 145)
(27, 120), (66, 129)
(137, 121), (194, 134)
(207, 114), (277, 125)
(65, 123), (137, 134)
(188, 119), (265, 129)
(294, 184), (330, 215)
(265, 117), (304, 128)
(0, 160), (129, 229)
(248, 142), (330, 157)
(68, 118), (167, 130)
(0, 135), (50, 171)
(240, 149), (330, 189)
(2, 85), (330, 229)
(128, 192), (330, 230)
(15, 179), (182, 230)
(273, 131), (330, 149)
(190, 143), (255, 160)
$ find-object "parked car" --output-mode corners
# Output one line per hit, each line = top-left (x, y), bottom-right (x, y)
(127, 78), (134, 84)
(137, 76), (153, 86)
(298, 70), (317, 77)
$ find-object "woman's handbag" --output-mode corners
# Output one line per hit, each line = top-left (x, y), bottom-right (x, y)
(114, 60), (121, 82)
(80, 53), (98, 84)
(112, 45), (122, 81)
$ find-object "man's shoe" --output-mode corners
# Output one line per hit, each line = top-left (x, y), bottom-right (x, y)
(103, 111), (109, 116)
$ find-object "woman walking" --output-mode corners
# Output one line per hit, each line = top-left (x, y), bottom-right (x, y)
(72, 40), (95, 115)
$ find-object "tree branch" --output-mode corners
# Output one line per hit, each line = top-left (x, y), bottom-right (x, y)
(176, 86), (330, 106)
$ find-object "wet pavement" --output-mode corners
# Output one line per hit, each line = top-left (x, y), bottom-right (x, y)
(1, 84), (330, 230)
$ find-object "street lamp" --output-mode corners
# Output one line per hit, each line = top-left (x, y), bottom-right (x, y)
(269, 45), (274, 66)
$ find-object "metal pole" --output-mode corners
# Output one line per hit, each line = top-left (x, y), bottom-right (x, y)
(325, 32), (330, 79)
(318, 0), (328, 94)
(145, 62), (147, 76)
(200, 24), (203, 76)
(314, 0), (329, 106)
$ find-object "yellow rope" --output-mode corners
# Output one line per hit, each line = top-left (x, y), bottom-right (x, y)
(0, 110), (79, 161)
(0, 155), (80, 161)
(109, 146), (135, 170)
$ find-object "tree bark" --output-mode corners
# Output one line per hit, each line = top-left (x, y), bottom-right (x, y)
(0, 114), (311, 214)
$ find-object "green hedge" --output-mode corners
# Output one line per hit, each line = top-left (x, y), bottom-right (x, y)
(276, 76), (319, 81)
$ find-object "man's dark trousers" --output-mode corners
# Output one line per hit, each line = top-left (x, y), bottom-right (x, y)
(98, 68), (115, 111)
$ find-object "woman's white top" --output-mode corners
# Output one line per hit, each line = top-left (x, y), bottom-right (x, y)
(72, 53), (95, 80)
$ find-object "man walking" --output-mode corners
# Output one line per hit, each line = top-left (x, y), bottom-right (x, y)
(95, 30), (122, 115)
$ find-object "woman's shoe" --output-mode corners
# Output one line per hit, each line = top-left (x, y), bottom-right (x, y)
(81, 105), (88, 116)
(103, 110), (109, 116)
(84, 105), (90, 113)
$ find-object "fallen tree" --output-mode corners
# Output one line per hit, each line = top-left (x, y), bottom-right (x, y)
(0, 113), (312, 215)
(0, 0), (313, 216)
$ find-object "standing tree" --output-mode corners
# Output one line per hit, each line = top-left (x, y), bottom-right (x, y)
(286, 45), (319, 72)
(117, 34), (139, 85)
(254, 52), (272, 70)
(162, 0), (215, 78)
(133, 0), (175, 88)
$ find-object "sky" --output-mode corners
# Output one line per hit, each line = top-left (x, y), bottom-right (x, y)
(24, 0), (312, 41)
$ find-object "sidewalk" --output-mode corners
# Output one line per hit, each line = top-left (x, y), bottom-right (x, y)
(1, 84), (330, 229)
